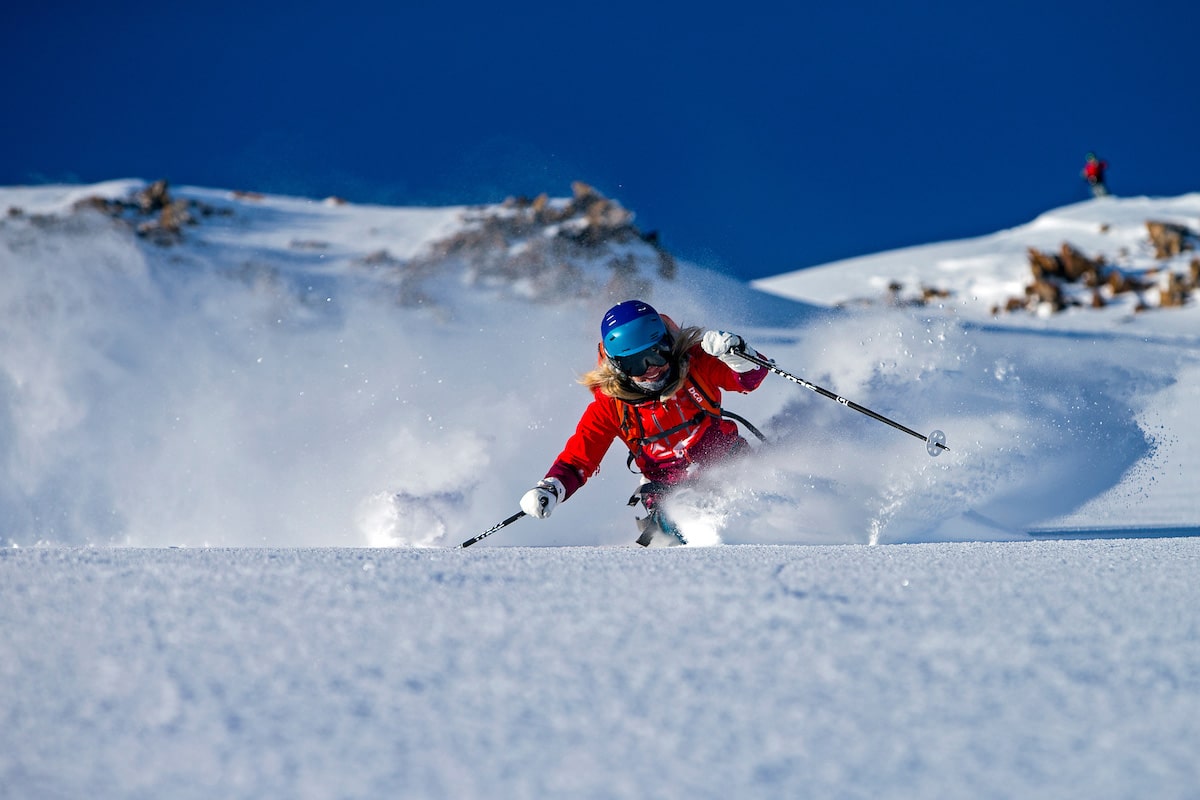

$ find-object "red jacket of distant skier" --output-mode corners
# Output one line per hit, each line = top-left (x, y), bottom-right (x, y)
(1083, 159), (1107, 182)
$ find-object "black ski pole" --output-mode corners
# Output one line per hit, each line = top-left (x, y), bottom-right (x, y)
(457, 510), (526, 548)
(734, 345), (949, 457)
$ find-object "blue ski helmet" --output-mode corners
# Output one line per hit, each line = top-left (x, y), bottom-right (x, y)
(600, 300), (668, 357)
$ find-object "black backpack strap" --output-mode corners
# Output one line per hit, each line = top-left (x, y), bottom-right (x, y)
(634, 411), (710, 445)
(617, 374), (767, 474)
(685, 373), (768, 442)
(721, 409), (767, 442)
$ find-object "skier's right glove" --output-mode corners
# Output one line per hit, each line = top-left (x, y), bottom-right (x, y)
(702, 330), (760, 373)
(520, 477), (565, 519)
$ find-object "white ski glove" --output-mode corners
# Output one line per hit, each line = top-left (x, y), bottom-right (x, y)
(702, 330), (760, 373)
(520, 477), (565, 519)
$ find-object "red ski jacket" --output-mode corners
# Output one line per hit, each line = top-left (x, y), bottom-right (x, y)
(544, 342), (768, 499)
(1083, 159), (1107, 182)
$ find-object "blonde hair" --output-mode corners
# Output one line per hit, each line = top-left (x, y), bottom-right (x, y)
(581, 323), (704, 401)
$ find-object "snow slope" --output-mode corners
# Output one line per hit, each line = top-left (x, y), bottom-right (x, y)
(2, 182), (1199, 799)
(3, 542), (1199, 799)
(754, 194), (1200, 537)
(754, 193), (1200, 330)
(2, 182), (1196, 547)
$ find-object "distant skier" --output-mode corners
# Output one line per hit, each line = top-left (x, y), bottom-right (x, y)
(518, 299), (769, 546)
(1082, 152), (1109, 197)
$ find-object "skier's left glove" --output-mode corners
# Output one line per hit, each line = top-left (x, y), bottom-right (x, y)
(520, 477), (565, 519)
(702, 330), (760, 373)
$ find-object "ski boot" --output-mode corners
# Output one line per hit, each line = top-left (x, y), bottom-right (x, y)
(628, 482), (687, 547)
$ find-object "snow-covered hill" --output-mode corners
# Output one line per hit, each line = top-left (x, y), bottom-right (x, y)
(4, 181), (1200, 800)
(2, 181), (1197, 548)
(756, 193), (1200, 328)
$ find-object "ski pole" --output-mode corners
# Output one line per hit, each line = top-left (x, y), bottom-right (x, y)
(734, 346), (949, 457)
(457, 510), (526, 548)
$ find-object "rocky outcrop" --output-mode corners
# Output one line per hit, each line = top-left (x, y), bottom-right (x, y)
(1146, 221), (1195, 259)
(994, 239), (1193, 315)
(1016, 243), (1107, 313)
(57, 178), (682, 308)
(502, 182), (676, 279)
(72, 179), (229, 245)
(1159, 270), (1190, 307)
(1027, 243), (1104, 285)
(377, 182), (676, 304)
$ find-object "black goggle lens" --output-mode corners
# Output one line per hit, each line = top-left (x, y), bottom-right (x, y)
(613, 341), (671, 376)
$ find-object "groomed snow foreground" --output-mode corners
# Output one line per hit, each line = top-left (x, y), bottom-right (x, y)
(3, 541), (1199, 799)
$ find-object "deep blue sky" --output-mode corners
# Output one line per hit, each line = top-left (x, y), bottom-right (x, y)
(5, 1), (1199, 281)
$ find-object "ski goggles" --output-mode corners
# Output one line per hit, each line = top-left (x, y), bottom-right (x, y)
(611, 340), (672, 376)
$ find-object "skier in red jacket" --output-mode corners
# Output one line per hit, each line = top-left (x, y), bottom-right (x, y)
(1082, 152), (1109, 197)
(519, 299), (769, 546)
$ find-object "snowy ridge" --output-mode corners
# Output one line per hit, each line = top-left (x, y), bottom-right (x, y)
(2, 180), (1198, 547)
(755, 193), (1200, 329)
